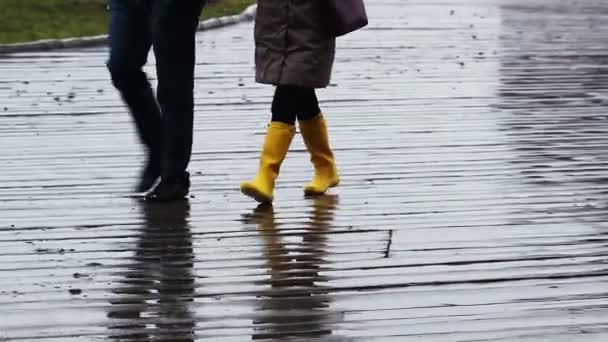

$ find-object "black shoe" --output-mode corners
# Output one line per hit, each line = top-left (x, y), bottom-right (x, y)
(145, 172), (190, 201)
(134, 158), (161, 193)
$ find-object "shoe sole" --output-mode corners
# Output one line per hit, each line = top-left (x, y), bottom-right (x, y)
(241, 187), (273, 204)
(145, 191), (189, 202)
(135, 176), (160, 193)
(145, 196), (188, 202)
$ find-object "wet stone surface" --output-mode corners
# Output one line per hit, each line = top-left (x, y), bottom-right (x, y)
(2, 0), (608, 341)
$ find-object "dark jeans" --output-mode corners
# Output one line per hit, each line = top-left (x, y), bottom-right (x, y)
(271, 85), (321, 125)
(107, 0), (205, 180)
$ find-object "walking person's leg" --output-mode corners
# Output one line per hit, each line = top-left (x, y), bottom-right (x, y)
(270, 86), (299, 126)
(240, 86), (299, 203)
(247, 0), (337, 203)
(296, 90), (340, 196)
(106, 0), (162, 193)
(146, 0), (206, 201)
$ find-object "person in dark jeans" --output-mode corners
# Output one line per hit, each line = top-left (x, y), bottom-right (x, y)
(107, 0), (205, 201)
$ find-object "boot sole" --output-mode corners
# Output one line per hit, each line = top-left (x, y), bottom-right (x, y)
(304, 180), (340, 196)
(241, 187), (273, 204)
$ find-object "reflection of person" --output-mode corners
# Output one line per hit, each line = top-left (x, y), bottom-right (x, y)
(107, 0), (205, 200)
(107, 200), (195, 341)
(241, 0), (340, 203)
(245, 196), (339, 340)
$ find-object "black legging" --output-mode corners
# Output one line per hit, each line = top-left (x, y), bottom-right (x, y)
(271, 85), (321, 125)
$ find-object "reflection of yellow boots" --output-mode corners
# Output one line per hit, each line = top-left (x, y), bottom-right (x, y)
(241, 122), (295, 203)
(299, 115), (340, 196)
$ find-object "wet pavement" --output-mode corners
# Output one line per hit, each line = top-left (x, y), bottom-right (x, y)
(2, 0), (608, 341)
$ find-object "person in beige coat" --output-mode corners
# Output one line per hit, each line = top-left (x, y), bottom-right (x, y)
(241, 0), (340, 203)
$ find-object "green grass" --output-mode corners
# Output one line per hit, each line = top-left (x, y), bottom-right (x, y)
(0, 0), (254, 44)
(202, 0), (254, 20)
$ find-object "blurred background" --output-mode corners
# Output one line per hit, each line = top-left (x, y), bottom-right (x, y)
(0, 0), (255, 44)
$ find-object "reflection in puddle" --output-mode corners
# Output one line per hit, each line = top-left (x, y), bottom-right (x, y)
(243, 196), (342, 341)
(107, 200), (195, 342)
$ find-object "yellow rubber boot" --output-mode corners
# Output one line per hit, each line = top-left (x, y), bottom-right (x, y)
(241, 122), (296, 203)
(299, 115), (340, 196)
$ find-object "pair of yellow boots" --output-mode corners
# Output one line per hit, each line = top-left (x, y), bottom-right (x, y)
(241, 115), (339, 203)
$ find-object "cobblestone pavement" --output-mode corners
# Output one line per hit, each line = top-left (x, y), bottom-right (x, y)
(2, 0), (608, 341)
